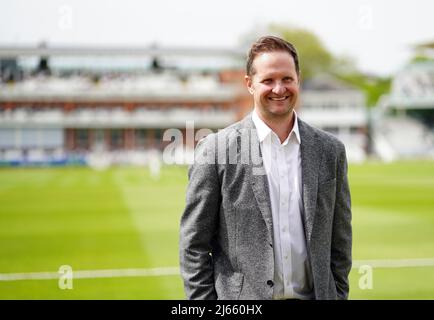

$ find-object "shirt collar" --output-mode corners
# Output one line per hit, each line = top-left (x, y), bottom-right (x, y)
(252, 108), (301, 145)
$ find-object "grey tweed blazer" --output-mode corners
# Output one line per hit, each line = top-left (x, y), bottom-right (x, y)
(179, 114), (352, 300)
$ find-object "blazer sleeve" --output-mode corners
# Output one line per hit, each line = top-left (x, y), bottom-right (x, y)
(331, 142), (352, 300)
(179, 135), (220, 300)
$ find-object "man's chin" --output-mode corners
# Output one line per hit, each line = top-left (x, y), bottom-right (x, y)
(268, 107), (294, 118)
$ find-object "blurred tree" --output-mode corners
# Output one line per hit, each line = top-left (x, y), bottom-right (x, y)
(409, 42), (434, 64)
(333, 72), (391, 107)
(410, 54), (434, 64)
(269, 24), (334, 80)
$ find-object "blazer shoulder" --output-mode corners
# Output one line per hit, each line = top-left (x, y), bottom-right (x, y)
(300, 119), (346, 153)
(218, 117), (247, 135)
(194, 117), (248, 158)
(212, 116), (251, 144)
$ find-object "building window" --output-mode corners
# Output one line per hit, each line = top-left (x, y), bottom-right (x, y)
(135, 129), (147, 148)
(110, 129), (124, 149)
(76, 129), (89, 150)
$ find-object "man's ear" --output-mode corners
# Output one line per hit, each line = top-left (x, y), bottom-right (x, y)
(244, 75), (254, 95)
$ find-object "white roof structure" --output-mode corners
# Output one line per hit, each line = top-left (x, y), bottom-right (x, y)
(385, 62), (434, 109)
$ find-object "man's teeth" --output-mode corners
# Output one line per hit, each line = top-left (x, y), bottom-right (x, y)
(270, 97), (287, 101)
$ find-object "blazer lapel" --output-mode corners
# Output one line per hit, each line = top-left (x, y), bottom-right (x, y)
(299, 119), (322, 243)
(251, 170), (274, 237)
(241, 115), (274, 236)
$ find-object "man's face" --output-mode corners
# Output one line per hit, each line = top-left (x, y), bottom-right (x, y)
(245, 51), (300, 120)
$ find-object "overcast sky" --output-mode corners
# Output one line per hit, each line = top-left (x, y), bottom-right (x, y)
(1, 0), (433, 76)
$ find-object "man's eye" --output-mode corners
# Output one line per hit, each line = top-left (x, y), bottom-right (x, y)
(262, 79), (272, 84)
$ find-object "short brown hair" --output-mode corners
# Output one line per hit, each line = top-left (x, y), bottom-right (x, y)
(246, 35), (300, 76)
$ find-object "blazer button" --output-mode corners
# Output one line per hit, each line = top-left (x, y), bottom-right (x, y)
(267, 280), (274, 287)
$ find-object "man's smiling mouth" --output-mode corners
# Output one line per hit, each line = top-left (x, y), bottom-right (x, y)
(269, 96), (288, 101)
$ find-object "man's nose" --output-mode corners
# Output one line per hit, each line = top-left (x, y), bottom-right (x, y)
(272, 82), (286, 95)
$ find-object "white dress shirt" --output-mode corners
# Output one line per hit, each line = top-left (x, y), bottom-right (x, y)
(252, 109), (314, 300)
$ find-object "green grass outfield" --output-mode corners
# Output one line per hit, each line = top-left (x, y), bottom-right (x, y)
(0, 161), (433, 299)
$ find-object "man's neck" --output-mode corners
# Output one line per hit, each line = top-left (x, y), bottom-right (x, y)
(255, 109), (295, 143)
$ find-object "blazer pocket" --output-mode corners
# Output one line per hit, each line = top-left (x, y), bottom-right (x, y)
(215, 272), (244, 300)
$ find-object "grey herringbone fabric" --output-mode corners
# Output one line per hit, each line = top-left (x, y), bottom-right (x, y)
(179, 114), (352, 300)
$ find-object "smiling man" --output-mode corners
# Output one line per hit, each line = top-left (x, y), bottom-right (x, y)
(179, 36), (352, 300)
